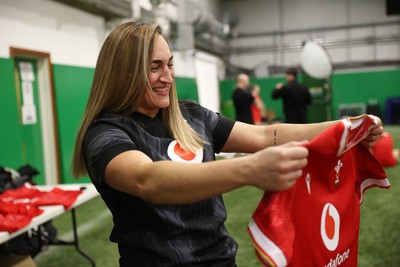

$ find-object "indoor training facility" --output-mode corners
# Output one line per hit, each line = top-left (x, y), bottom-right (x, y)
(0, 0), (399, 266)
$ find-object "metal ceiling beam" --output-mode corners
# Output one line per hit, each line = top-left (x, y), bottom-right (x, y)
(232, 20), (400, 39)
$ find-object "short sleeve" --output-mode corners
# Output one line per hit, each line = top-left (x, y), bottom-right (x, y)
(83, 123), (136, 185)
(210, 113), (235, 153)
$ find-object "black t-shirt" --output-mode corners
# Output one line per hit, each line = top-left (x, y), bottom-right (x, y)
(232, 87), (255, 124)
(271, 81), (312, 123)
(83, 100), (237, 266)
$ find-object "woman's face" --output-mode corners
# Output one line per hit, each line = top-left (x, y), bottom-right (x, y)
(137, 34), (174, 117)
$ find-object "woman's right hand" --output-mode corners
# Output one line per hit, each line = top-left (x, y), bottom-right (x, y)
(246, 141), (309, 192)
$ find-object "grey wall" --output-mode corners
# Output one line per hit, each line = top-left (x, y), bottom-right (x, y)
(221, 0), (400, 74)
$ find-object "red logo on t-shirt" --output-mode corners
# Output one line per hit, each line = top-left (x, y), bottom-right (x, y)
(173, 143), (196, 161)
(167, 140), (203, 163)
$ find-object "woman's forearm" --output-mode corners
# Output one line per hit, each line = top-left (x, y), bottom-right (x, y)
(269, 121), (338, 146)
(222, 120), (338, 153)
(106, 142), (308, 205)
(135, 156), (249, 204)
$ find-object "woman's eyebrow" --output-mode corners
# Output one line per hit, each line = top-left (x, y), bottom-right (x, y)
(151, 55), (174, 63)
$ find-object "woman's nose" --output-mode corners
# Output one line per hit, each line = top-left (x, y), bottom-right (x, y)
(160, 66), (174, 83)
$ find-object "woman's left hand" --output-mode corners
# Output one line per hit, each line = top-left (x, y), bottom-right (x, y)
(361, 115), (384, 147)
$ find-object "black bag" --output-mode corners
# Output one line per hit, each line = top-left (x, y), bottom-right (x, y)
(0, 164), (39, 193)
(0, 165), (58, 257)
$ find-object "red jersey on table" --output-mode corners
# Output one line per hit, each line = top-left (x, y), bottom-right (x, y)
(248, 115), (390, 267)
(0, 203), (43, 232)
(0, 184), (83, 210)
(0, 184), (83, 232)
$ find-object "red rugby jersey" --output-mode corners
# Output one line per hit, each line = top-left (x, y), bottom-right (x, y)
(248, 115), (390, 267)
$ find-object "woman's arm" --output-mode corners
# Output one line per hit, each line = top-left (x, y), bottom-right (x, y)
(104, 116), (382, 205)
(221, 117), (383, 153)
(221, 121), (335, 153)
(104, 141), (308, 205)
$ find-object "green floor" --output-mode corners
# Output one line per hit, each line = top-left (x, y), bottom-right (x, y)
(34, 126), (400, 267)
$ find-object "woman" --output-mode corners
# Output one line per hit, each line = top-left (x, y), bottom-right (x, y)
(250, 84), (266, 125)
(72, 22), (382, 266)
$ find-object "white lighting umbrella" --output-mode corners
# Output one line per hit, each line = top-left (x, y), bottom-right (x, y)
(300, 40), (334, 120)
(300, 40), (333, 79)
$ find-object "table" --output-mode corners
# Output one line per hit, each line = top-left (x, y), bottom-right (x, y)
(0, 183), (99, 266)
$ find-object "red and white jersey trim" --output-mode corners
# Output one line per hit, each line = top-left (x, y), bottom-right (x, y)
(248, 219), (287, 267)
(359, 178), (390, 204)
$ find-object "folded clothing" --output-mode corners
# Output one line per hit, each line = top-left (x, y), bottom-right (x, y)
(0, 184), (83, 233)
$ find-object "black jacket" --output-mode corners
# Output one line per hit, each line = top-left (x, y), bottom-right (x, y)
(272, 81), (312, 123)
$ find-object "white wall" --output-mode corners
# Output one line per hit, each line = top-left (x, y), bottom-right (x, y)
(0, 0), (211, 76)
(193, 51), (221, 112)
(0, 0), (106, 67)
(0, 0), (225, 112)
(223, 0), (400, 72)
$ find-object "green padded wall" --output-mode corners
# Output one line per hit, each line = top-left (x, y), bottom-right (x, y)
(175, 77), (199, 101)
(0, 58), (24, 169)
(331, 69), (400, 120)
(0, 58), (45, 184)
(52, 64), (94, 184)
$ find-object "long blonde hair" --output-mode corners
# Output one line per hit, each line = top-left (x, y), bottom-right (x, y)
(72, 22), (205, 177)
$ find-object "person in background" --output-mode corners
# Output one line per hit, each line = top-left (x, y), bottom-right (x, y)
(271, 68), (312, 123)
(250, 84), (266, 125)
(232, 73), (254, 124)
(71, 22), (383, 267)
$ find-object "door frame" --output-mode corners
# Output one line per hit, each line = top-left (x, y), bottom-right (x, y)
(10, 47), (61, 185)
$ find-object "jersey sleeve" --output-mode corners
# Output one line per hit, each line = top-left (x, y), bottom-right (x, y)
(209, 113), (235, 153)
(354, 145), (390, 204)
(83, 121), (136, 186)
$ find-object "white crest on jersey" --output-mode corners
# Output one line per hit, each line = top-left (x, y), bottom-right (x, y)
(334, 159), (343, 186)
(320, 203), (340, 251)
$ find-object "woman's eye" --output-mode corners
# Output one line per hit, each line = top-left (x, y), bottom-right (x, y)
(151, 63), (173, 71)
(151, 65), (160, 71)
